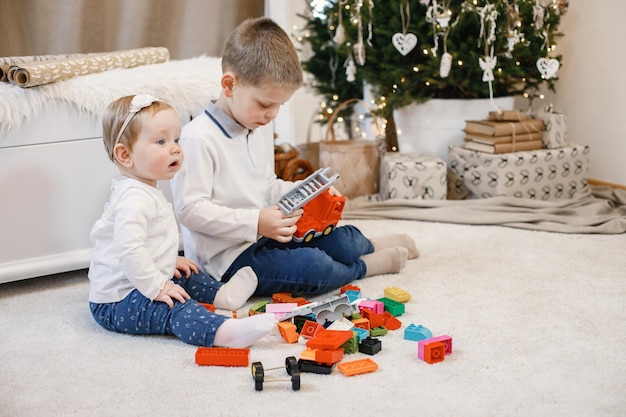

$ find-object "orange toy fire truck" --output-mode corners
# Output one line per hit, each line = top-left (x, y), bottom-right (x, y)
(277, 168), (346, 243)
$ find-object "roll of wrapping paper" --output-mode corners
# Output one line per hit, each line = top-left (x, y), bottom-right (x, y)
(0, 53), (92, 82)
(8, 47), (170, 88)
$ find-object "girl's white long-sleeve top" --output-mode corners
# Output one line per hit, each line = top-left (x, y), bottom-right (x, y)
(88, 177), (178, 303)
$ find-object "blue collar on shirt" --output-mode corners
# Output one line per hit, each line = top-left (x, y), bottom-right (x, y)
(203, 101), (248, 139)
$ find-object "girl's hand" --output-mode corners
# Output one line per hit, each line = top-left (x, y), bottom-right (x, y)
(174, 256), (199, 279)
(154, 280), (190, 308)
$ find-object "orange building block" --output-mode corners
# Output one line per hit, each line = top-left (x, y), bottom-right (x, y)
(382, 311), (402, 330)
(195, 347), (249, 367)
(300, 320), (323, 339)
(198, 302), (215, 312)
(351, 317), (371, 330)
(277, 321), (299, 344)
(272, 292), (309, 306)
(360, 309), (385, 328)
(337, 358), (378, 376)
(306, 330), (354, 350)
(340, 284), (361, 294)
(315, 348), (344, 365)
(420, 341), (445, 364)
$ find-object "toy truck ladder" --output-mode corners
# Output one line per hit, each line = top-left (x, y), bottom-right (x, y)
(277, 167), (339, 215)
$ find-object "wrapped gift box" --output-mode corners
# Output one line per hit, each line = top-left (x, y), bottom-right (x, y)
(380, 153), (447, 200)
(537, 106), (568, 148)
(447, 144), (591, 200)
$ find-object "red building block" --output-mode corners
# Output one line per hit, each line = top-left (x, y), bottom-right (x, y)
(195, 347), (249, 367)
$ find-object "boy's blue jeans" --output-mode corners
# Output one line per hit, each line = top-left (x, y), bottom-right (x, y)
(223, 224), (373, 296)
(89, 270), (228, 347)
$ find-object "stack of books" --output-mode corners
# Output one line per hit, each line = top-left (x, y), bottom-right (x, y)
(463, 111), (545, 154)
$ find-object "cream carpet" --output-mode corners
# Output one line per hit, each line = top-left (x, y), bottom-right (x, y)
(1, 219), (625, 417)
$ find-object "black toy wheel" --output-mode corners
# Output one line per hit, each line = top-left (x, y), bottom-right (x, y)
(291, 372), (301, 391)
(303, 231), (316, 243)
(323, 225), (334, 236)
(285, 356), (298, 376)
(251, 362), (264, 391)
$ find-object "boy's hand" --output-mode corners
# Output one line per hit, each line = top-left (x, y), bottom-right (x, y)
(154, 280), (190, 308)
(174, 256), (199, 279)
(328, 186), (342, 197)
(258, 206), (303, 243)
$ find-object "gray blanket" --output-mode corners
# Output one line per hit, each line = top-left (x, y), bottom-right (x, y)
(343, 185), (626, 234)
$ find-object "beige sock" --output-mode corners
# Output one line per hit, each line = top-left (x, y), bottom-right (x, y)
(213, 266), (258, 310)
(361, 247), (409, 277)
(213, 313), (277, 348)
(370, 233), (419, 259)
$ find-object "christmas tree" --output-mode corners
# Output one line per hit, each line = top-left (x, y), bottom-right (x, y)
(295, 0), (567, 150)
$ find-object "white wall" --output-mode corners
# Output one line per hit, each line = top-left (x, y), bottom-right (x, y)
(269, 0), (626, 186)
(550, 0), (626, 185)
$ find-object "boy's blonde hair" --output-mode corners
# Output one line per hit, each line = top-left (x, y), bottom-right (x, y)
(222, 17), (303, 88)
(102, 95), (172, 162)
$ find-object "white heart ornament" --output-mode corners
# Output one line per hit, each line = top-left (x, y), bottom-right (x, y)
(392, 33), (417, 56)
(536, 58), (560, 79)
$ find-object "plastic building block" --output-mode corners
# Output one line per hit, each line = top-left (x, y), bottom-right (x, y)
(353, 326), (370, 342)
(272, 292), (309, 306)
(337, 358), (378, 376)
(351, 317), (370, 331)
(344, 290), (361, 303)
(293, 315), (314, 333)
(315, 348), (344, 364)
(298, 359), (334, 374)
(340, 284), (361, 294)
(251, 356), (301, 391)
(359, 299), (384, 314)
(404, 324), (433, 341)
(300, 320), (323, 339)
(377, 297), (405, 316)
(341, 332), (359, 354)
(418, 341), (445, 364)
(381, 311), (402, 331)
(327, 316), (355, 331)
(248, 300), (269, 315)
(195, 347), (250, 367)
(311, 294), (355, 324)
(384, 286), (411, 303)
(306, 329), (354, 350)
(420, 335), (453, 355)
(278, 302), (319, 322)
(370, 326), (388, 337)
(197, 302), (215, 312)
(265, 302), (298, 320)
(360, 309), (385, 328)
(359, 337), (382, 355)
(277, 321), (299, 344)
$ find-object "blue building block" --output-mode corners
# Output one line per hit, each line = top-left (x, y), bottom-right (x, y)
(353, 326), (370, 342)
(404, 324), (433, 341)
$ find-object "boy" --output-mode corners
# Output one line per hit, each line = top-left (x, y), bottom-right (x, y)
(171, 17), (418, 297)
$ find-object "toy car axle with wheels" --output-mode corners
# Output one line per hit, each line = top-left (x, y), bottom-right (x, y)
(251, 356), (301, 391)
